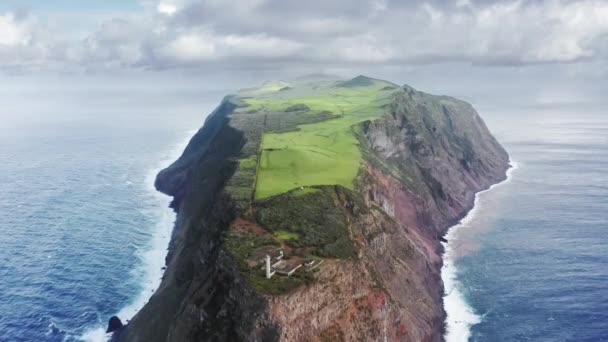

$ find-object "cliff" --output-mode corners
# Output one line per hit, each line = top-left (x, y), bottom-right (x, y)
(117, 76), (509, 342)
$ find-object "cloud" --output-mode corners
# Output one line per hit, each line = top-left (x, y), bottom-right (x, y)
(159, 32), (216, 61)
(0, 13), (31, 46)
(1, 0), (608, 73)
(157, 2), (178, 16)
(0, 11), (66, 72)
(220, 34), (303, 57)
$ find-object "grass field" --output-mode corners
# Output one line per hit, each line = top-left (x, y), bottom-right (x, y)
(275, 230), (299, 241)
(237, 76), (398, 199)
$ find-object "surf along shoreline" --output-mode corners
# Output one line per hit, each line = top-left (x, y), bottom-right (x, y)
(441, 160), (518, 341)
(81, 130), (197, 342)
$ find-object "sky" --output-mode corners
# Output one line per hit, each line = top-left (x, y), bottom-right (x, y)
(0, 0), (607, 109)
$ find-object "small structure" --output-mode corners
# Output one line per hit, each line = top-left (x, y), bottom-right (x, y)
(247, 246), (283, 268)
(265, 255), (275, 279)
(250, 247), (306, 279)
(271, 257), (303, 277)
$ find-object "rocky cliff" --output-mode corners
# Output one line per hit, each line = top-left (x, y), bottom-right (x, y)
(117, 76), (509, 342)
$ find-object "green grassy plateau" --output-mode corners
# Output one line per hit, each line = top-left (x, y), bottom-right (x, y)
(222, 77), (398, 294)
(232, 76), (398, 199)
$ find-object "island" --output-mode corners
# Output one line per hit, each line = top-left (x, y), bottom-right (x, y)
(115, 76), (509, 341)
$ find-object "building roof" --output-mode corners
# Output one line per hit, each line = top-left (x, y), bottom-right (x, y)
(272, 257), (302, 275)
(247, 246), (282, 265)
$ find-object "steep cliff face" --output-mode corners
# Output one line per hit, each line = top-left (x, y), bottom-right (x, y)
(117, 77), (509, 342)
(246, 86), (509, 342)
(117, 100), (280, 342)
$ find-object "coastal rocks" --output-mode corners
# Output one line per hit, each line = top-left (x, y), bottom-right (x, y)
(107, 316), (125, 342)
(106, 316), (123, 333)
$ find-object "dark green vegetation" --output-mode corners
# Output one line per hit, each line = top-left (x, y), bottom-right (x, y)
(224, 227), (317, 295)
(225, 229), (304, 295)
(223, 186), (354, 294)
(225, 229), (279, 271)
(255, 187), (354, 259)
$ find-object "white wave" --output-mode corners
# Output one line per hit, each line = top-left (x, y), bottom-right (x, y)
(441, 161), (518, 342)
(81, 131), (195, 342)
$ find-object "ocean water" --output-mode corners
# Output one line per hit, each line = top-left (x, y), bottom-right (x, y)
(0, 84), (216, 342)
(443, 107), (608, 341)
(2, 80), (606, 342)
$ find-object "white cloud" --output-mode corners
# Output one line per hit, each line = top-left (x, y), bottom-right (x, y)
(2, 0), (608, 72)
(0, 13), (31, 46)
(156, 0), (195, 15)
(467, 0), (608, 63)
(155, 31), (303, 64)
(160, 32), (216, 61)
(221, 34), (303, 57)
(157, 3), (178, 16)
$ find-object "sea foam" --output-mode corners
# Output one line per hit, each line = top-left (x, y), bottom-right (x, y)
(81, 131), (195, 342)
(441, 161), (518, 342)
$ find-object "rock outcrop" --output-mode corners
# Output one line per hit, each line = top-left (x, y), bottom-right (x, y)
(117, 77), (509, 342)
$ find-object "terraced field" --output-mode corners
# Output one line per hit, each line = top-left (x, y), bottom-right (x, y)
(233, 76), (398, 199)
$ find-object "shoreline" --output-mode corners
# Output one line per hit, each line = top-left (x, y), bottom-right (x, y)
(441, 161), (518, 342)
(81, 130), (196, 342)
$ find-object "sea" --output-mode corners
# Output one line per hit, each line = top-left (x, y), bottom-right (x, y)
(0, 80), (218, 342)
(1, 80), (606, 342)
(443, 105), (608, 341)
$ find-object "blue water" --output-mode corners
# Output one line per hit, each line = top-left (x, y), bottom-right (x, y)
(1, 83), (606, 342)
(452, 108), (608, 341)
(0, 85), (217, 342)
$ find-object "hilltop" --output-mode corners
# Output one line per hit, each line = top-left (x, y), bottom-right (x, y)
(225, 75), (399, 200)
(118, 76), (510, 342)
